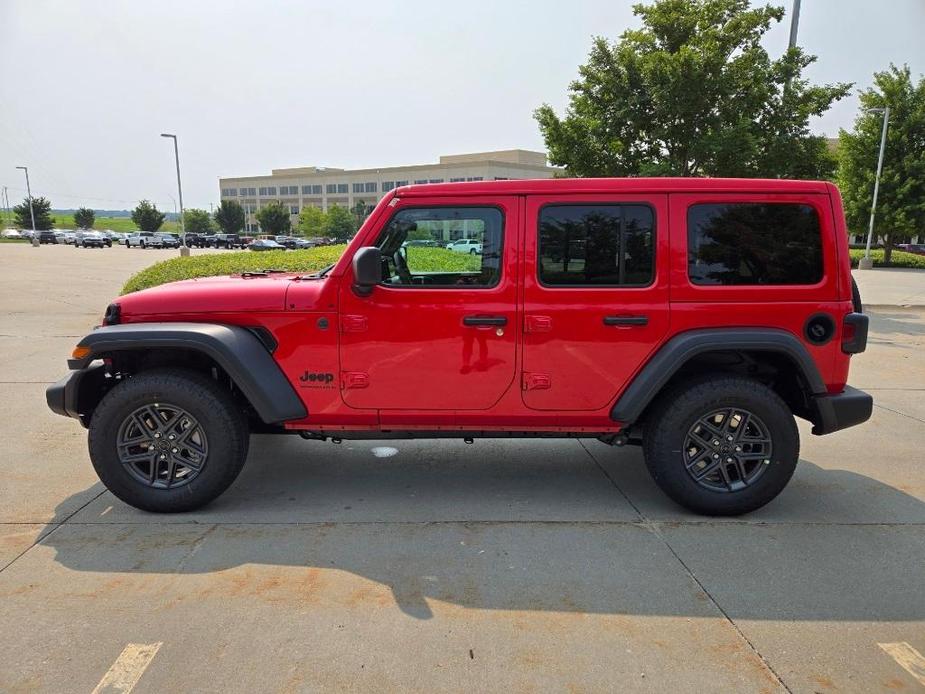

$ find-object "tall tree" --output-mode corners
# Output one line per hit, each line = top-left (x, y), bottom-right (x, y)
(535, 0), (851, 179)
(298, 205), (326, 237)
(183, 208), (214, 235)
(323, 204), (356, 241)
(13, 196), (54, 230)
(131, 200), (166, 232)
(74, 207), (95, 229)
(837, 64), (925, 264)
(214, 199), (245, 234)
(351, 199), (371, 228)
(255, 201), (291, 235)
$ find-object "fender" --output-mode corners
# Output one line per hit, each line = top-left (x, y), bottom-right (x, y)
(610, 328), (826, 425)
(66, 322), (307, 424)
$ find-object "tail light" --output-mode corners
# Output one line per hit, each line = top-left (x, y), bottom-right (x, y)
(842, 313), (868, 354)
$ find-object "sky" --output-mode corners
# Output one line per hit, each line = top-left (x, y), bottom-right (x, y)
(1, 0), (923, 211)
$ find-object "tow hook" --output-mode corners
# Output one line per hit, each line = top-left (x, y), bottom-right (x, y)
(464, 437), (474, 444)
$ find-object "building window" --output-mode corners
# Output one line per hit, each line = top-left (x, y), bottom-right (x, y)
(221, 188), (237, 196)
(239, 187), (248, 196)
(429, 179), (443, 184)
(282, 185), (299, 195)
(466, 177), (483, 182)
(258, 187), (267, 196)
(243, 187), (256, 196)
(414, 179), (429, 185)
(312, 185), (322, 195)
(494, 177), (508, 180)
(687, 203), (823, 286)
(353, 183), (364, 193)
(365, 182), (377, 193)
(382, 181), (395, 192)
(337, 183), (348, 194)
(326, 184), (337, 194)
(538, 204), (655, 287)
(449, 177), (465, 182)
(395, 180), (408, 187)
(267, 187), (277, 195)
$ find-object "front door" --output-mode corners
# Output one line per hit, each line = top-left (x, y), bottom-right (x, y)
(338, 196), (519, 410)
(521, 194), (670, 411)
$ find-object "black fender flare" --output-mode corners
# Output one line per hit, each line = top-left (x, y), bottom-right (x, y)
(68, 322), (306, 424)
(610, 328), (826, 425)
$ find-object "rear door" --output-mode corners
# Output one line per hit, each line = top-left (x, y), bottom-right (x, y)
(521, 194), (670, 410)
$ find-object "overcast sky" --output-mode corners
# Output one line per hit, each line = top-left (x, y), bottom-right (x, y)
(1, 0), (923, 210)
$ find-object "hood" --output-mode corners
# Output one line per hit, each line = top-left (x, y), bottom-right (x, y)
(117, 273), (304, 317)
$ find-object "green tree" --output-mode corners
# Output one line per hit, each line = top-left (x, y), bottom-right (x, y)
(298, 205), (326, 237)
(535, 0), (851, 179)
(214, 199), (245, 234)
(13, 196), (54, 230)
(323, 204), (356, 241)
(256, 201), (291, 235)
(183, 208), (214, 235)
(131, 200), (166, 232)
(74, 207), (95, 229)
(837, 64), (925, 264)
(351, 199), (372, 228)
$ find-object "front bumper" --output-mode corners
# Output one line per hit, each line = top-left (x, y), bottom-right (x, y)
(46, 363), (108, 427)
(811, 385), (873, 435)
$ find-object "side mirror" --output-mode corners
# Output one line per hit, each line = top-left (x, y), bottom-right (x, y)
(352, 246), (382, 296)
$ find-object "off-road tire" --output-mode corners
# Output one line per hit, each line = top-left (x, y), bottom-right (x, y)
(643, 375), (799, 516)
(88, 369), (249, 512)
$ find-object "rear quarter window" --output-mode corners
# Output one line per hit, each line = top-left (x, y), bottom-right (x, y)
(687, 203), (823, 286)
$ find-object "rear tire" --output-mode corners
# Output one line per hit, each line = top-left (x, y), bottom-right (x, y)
(88, 369), (249, 512)
(642, 376), (799, 516)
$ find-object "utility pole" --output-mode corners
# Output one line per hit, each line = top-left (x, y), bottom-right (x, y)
(15, 167), (38, 247)
(788, 0), (801, 48)
(160, 133), (187, 255)
(859, 106), (890, 270)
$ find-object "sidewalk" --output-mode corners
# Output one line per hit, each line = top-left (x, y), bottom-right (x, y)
(851, 267), (925, 307)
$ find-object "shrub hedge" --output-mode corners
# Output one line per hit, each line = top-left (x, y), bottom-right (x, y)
(848, 249), (925, 269)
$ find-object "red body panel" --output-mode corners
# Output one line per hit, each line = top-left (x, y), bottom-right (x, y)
(113, 178), (859, 432)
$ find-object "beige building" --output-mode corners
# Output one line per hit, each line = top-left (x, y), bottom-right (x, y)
(219, 149), (556, 232)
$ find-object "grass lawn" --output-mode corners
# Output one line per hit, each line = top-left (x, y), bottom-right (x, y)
(121, 246), (482, 294)
(50, 214), (180, 233)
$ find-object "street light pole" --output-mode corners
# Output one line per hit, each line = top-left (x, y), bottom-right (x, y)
(788, 0), (801, 49)
(15, 166), (38, 247)
(859, 106), (890, 270)
(160, 133), (187, 256)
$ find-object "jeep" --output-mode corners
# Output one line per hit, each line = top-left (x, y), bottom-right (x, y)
(46, 178), (871, 515)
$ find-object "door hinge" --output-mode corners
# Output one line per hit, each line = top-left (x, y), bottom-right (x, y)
(341, 371), (369, 389)
(522, 372), (551, 391)
(341, 315), (368, 333)
(524, 315), (552, 333)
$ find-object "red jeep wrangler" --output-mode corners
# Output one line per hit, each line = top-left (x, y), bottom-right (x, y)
(47, 178), (871, 515)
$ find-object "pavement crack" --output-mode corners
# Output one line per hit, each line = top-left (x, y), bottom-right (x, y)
(576, 439), (792, 693)
(874, 403), (925, 425)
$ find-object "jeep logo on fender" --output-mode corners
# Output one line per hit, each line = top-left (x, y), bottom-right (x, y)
(299, 371), (335, 387)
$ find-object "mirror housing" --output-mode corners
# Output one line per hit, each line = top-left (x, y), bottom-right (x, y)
(352, 246), (382, 296)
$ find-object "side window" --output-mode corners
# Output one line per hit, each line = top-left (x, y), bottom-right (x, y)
(687, 203), (823, 285)
(374, 207), (503, 288)
(538, 204), (654, 286)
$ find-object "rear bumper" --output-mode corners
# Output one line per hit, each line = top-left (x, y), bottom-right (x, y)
(46, 363), (108, 427)
(811, 385), (873, 435)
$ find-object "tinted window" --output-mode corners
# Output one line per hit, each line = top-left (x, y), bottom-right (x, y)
(688, 203), (823, 286)
(538, 205), (654, 286)
(374, 207), (503, 288)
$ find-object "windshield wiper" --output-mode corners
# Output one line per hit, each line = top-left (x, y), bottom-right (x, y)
(297, 263), (336, 280)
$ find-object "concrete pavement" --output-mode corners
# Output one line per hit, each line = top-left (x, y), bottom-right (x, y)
(1, 243), (923, 693)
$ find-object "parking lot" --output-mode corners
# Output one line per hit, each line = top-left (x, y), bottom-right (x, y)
(0, 243), (923, 692)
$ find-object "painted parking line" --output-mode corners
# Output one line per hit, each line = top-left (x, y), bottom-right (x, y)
(878, 642), (925, 687)
(91, 642), (163, 694)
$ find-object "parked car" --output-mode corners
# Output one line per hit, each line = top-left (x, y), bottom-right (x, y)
(447, 238), (483, 254)
(46, 177), (872, 515)
(213, 233), (242, 249)
(247, 239), (285, 251)
(2, 229), (22, 239)
(75, 231), (110, 248)
(38, 231), (58, 244)
(405, 239), (439, 248)
(126, 232), (163, 249)
(155, 233), (180, 248)
(183, 233), (208, 248)
(897, 244), (925, 256)
(61, 231), (77, 245)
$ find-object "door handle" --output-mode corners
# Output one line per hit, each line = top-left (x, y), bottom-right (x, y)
(463, 315), (508, 327)
(603, 315), (649, 327)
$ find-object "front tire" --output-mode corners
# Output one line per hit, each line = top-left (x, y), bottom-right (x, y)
(88, 369), (249, 512)
(642, 376), (799, 516)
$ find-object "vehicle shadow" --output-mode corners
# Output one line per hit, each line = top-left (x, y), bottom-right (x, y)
(33, 437), (925, 622)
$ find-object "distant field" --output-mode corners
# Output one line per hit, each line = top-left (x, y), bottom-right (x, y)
(49, 214), (180, 233)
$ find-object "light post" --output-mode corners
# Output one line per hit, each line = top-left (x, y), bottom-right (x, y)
(160, 133), (187, 256)
(788, 0), (801, 48)
(858, 106), (890, 271)
(15, 166), (38, 247)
